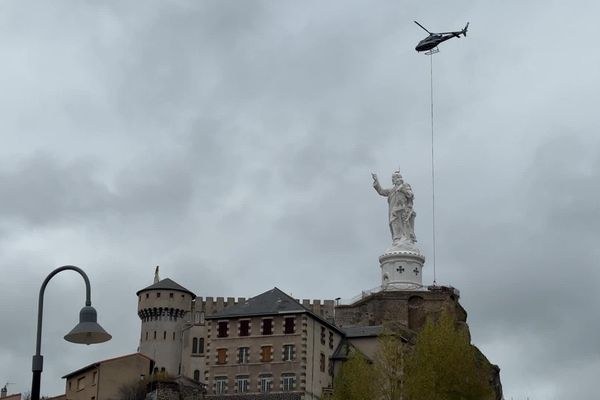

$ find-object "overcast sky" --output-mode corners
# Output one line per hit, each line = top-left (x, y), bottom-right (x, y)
(1, 1), (599, 399)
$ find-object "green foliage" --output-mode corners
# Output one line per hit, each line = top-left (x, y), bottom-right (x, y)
(404, 311), (493, 400)
(327, 350), (377, 400)
(374, 333), (408, 400)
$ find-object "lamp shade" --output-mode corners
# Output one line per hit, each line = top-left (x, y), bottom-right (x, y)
(64, 306), (112, 345)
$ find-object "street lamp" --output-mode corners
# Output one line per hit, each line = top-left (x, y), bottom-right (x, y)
(31, 266), (111, 400)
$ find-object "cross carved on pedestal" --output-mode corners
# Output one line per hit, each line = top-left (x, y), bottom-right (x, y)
(396, 266), (405, 273)
(413, 267), (419, 276)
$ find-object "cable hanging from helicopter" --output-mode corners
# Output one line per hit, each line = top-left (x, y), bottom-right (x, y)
(413, 21), (469, 284)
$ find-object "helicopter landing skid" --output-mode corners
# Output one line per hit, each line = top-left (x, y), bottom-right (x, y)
(424, 48), (439, 55)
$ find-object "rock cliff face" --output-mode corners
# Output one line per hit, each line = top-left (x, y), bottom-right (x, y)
(334, 286), (503, 400)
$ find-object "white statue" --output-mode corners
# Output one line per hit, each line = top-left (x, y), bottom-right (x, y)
(372, 171), (417, 247)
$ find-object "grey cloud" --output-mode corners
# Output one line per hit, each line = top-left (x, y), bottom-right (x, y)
(0, 155), (109, 227)
(1, 1), (600, 399)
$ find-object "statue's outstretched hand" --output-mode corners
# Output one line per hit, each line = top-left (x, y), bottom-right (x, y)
(371, 173), (379, 187)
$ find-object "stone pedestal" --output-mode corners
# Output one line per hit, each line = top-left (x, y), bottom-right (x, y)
(379, 245), (425, 290)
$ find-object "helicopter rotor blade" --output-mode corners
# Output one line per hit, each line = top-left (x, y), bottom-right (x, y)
(413, 21), (432, 34)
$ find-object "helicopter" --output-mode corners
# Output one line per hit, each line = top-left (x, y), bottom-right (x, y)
(414, 21), (469, 52)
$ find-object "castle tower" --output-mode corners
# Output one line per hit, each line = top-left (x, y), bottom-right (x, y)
(372, 170), (425, 289)
(136, 267), (196, 375)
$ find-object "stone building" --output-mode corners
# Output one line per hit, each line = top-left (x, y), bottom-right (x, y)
(136, 276), (341, 399)
(203, 288), (343, 400)
(135, 271), (501, 399)
(62, 353), (154, 400)
(137, 275), (196, 375)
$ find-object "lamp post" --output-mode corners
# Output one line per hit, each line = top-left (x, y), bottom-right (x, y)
(31, 266), (111, 400)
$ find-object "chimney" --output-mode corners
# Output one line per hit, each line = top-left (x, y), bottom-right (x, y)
(1, 385), (8, 398)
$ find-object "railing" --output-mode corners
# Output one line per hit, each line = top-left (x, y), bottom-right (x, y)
(336, 283), (430, 306)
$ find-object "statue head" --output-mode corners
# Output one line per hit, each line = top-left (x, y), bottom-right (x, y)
(392, 171), (403, 186)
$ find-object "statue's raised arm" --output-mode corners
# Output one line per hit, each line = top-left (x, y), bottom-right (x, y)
(372, 172), (390, 196)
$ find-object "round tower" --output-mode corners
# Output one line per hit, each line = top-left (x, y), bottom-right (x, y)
(137, 267), (195, 376)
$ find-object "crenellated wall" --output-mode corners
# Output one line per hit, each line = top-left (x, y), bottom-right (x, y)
(192, 297), (335, 322)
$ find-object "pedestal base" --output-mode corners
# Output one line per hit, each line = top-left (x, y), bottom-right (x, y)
(379, 247), (425, 290)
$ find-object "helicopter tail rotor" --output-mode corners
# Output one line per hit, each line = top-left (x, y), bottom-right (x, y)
(462, 22), (469, 37)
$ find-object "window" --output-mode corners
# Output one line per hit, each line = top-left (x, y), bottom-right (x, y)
(215, 377), (227, 394)
(259, 375), (273, 393)
(154, 331), (157, 340)
(193, 370), (200, 381)
(320, 353), (326, 372)
(156, 292), (161, 298)
(261, 346), (273, 362)
(284, 317), (295, 334)
(262, 319), (273, 335)
(163, 331), (167, 340)
(320, 327), (326, 345)
(282, 374), (296, 391)
(283, 344), (295, 361)
(68, 382), (72, 391)
(236, 376), (249, 393)
(217, 321), (229, 338)
(169, 293), (174, 298)
(145, 332), (148, 341)
(145, 293), (149, 299)
(199, 338), (205, 353)
(217, 348), (228, 364)
(92, 371), (97, 385)
(239, 320), (250, 336)
(172, 332), (176, 341)
(238, 347), (249, 364)
(192, 338), (198, 353)
(77, 377), (85, 390)
(329, 331), (334, 349)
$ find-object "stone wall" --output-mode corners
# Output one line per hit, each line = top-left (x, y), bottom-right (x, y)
(146, 381), (205, 400)
(205, 393), (302, 400)
(334, 286), (466, 333)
